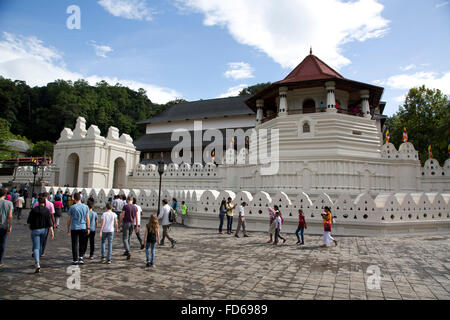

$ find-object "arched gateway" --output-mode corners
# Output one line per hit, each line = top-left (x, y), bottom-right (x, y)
(52, 117), (140, 188)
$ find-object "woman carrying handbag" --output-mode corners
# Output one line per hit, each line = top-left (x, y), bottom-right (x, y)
(320, 206), (338, 247)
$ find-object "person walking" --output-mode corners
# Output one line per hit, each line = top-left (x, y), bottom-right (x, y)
(32, 192), (55, 256)
(267, 207), (276, 243)
(119, 195), (138, 260)
(99, 203), (118, 264)
(218, 200), (226, 234)
(133, 198), (145, 250)
(67, 192), (90, 265)
(87, 200), (98, 260)
(273, 211), (286, 245)
(180, 201), (187, 226)
(53, 195), (62, 228)
(63, 191), (69, 212)
(234, 202), (249, 238)
(143, 214), (160, 267)
(158, 199), (176, 248)
(27, 197), (54, 273)
(320, 206), (338, 247)
(0, 188), (13, 268)
(171, 198), (178, 224)
(225, 197), (236, 235)
(15, 194), (25, 220)
(295, 209), (307, 245)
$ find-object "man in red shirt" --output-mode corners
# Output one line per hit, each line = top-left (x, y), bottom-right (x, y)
(295, 209), (307, 245)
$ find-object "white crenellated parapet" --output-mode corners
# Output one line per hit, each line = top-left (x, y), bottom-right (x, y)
(381, 143), (399, 159)
(47, 187), (449, 236)
(249, 191), (272, 216)
(375, 193), (402, 221)
(398, 142), (419, 161)
(199, 190), (220, 214)
(422, 158), (443, 177)
(334, 193), (354, 220)
(272, 191), (294, 218)
(354, 192), (379, 222)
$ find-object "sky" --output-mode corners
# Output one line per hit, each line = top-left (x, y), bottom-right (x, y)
(0, 0), (449, 115)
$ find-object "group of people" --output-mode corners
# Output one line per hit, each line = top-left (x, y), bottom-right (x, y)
(217, 198), (338, 247)
(3, 186), (27, 220)
(0, 185), (339, 274)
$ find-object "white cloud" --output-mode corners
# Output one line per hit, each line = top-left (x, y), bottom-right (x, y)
(218, 84), (248, 98)
(176, 0), (389, 69)
(98, 0), (154, 21)
(90, 41), (114, 58)
(400, 64), (416, 71)
(224, 62), (254, 80)
(436, 1), (449, 8)
(385, 71), (450, 93)
(0, 32), (179, 104)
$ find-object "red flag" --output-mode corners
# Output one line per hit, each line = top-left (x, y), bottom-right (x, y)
(402, 128), (408, 143)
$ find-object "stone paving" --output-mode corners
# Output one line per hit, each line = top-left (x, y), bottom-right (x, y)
(0, 212), (449, 300)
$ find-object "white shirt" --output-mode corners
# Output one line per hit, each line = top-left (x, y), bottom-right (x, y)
(157, 204), (172, 226)
(134, 204), (142, 226)
(101, 211), (117, 233)
(238, 205), (245, 218)
(275, 216), (282, 230)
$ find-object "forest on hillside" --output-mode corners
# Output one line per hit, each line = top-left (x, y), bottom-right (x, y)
(0, 77), (170, 143)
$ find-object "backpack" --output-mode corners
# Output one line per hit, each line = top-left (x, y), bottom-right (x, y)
(169, 209), (175, 223)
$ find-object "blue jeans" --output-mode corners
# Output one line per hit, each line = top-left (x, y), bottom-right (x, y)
(31, 228), (48, 265)
(295, 227), (305, 243)
(226, 215), (233, 233)
(101, 232), (114, 260)
(0, 228), (8, 263)
(145, 242), (156, 264)
(219, 214), (225, 233)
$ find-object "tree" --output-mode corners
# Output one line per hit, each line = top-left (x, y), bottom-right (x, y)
(385, 85), (449, 165)
(28, 141), (54, 158)
(0, 118), (17, 160)
(239, 82), (272, 96)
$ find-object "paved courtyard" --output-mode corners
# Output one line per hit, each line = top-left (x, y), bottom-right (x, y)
(0, 212), (449, 300)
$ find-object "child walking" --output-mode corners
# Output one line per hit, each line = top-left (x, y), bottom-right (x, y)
(87, 200), (98, 259)
(295, 209), (307, 245)
(273, 211), (286, 245)
(99, 203), (118, 264)
(144, 214), (160, 267)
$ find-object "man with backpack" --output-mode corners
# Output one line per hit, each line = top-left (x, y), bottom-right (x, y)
(157, 199), (176, 248)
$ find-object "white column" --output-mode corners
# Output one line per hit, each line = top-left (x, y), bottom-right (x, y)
(360, 90), (371, 118)
(279, 87), (288, 116)
(325, 81), (337, 113)
(256, 99), (264, 124)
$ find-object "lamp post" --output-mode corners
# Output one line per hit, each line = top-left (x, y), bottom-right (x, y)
(156, 152), (165, 218)
(31, 162), (38, 204)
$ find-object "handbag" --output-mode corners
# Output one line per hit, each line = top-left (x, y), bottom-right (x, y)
(324, 223), (331, 232)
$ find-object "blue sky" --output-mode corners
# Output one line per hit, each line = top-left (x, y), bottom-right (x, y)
(0, 0), (449, 115)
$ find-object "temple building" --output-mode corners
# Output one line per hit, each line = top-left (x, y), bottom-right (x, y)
(134, 51), (387, 164)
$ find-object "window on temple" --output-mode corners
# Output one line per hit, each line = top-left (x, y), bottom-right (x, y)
(303, 122), (310, 133)
(303, 99), (315, 114)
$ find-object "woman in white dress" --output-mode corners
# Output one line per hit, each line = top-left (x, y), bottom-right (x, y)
(320, 206), (338, 247)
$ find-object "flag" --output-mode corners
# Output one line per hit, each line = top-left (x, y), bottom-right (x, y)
(245, 136), (249, 149)
(385, 128), (390, 143)
(229, 137), (235, 149)
(402, 128), (408, 143)
(428, 143), (432, 159)
(211, 149), (215, 163)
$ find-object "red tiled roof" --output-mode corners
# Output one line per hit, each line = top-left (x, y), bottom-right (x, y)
(277, 54), (343, 84)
